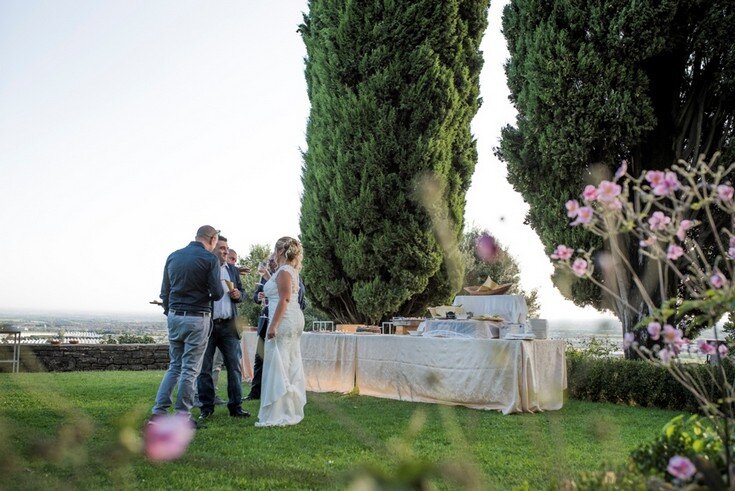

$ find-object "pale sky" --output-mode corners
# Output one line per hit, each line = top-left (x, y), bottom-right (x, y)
(0, 0), (609, 321)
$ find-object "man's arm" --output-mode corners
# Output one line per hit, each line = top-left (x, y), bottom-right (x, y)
(230, 264), (246, 303)
(298, 278), (307, 311)
(252, 276), (265, 304)
(160, 257), (171, 315)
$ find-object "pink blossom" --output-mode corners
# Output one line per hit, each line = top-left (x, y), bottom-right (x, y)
(718, 344), (729, 357)
(658, 347), (674, 363)
(571, 206), (594, 226)
(729, 247), (735, 260)
(646, 170), (665, 187)
(718, 184), (734, 202)
(603, 198), (623, 211)
(653, 172), (680, 196)
(676, 220), (693, 241)
(647, 322), (661, 341)
(614, 160), (628, 180)
(710, 271), (727, 289)
(551, 245), (574, 261)
(648, 211), (671, 231)
(666, 244), (684, 260)
(144, 413), (195, 462)
(698, 340), (717, 355)
(566, 199), (580, 218)
(572, 258), (588, 277)
(662, 324), (682, 344)
(476, 234), (499, 262)
(667, 456), (696, 480)
(730, 236), (735, 248)
(582, 185), (598, 201)
(639, 236), (656, 248)
(596, 180), (622, 203)
(623, 332), (635, 349)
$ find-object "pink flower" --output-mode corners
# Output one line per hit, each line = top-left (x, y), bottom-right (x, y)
(718, 344), (729, 357)
(658, 347), (674, 363)
(144, 413), (195, 462)
(667, 244), (684, 260)
(676, 220), (693, 241)
(639, 236), (656, 248)
(730, 236), (735, 248)
(710, 271), (727, 289)
(566, 199), (580, 218)
(648, 211), (671, 231)
(646, 170), (665, 187)
(614, 160), (628, 180)
(476, 234), (499, 262)
(662, 324), (682, 344)
(623, 332), (635, 349)
(653, 172), (680, 196)
(729, 247), (735, 260)
(596, 180), (622, 203)
(603, 198), (623, 211)
(647, 322), (661, 341)
(667, 456), (696, 480)
(582, 185), (598, 201)
(698, 340), (717, 355)
(572, 258), (588, 277)
(571, 206), (594, 226)
(718, 184), (734, 202)
(551, 245), (574, 261)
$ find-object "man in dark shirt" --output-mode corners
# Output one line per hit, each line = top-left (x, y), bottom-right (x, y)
(245, 255), (306, 400)
(152, 225), (224, 425)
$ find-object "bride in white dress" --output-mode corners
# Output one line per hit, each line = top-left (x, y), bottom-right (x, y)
(255, 236), (306, 427)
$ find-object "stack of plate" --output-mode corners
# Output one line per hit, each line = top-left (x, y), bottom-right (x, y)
(499, 324), (523, 339)
(526, 319), (548, 339)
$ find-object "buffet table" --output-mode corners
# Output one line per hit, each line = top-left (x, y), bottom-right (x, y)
(453, 295), (528, 323)
(241, 331), (566, 414)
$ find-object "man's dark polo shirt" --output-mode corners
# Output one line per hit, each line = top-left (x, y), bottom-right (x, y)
(161, 241), (224, 314)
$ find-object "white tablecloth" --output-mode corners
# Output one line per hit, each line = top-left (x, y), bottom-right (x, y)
(240, 332), (357, 394)
(453, 295), (529, 323)
(418, 319), (498, 339)
(354, 336), (565, 414)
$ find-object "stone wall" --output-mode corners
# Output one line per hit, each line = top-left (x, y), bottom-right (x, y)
(0, 344), (170, 372)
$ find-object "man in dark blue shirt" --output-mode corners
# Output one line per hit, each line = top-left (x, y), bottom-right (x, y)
(152, 225), (224, 426)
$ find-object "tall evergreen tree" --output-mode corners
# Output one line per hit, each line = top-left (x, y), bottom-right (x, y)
(499, 0), (735, 340)
(299, 0), (490, 324)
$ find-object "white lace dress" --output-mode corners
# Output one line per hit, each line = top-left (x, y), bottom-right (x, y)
(255, 264), (306, 427)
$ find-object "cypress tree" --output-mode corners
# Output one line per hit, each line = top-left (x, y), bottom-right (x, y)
(498, 0), (735, 338)
(299, 0), (490, 324)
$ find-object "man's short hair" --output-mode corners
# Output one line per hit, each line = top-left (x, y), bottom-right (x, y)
(228, 249), (237, 256)
(196, 225), (220, 240)
(218, 235), (228, 243)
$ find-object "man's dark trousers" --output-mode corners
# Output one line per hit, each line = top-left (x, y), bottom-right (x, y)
(248, 315), (267, 399)
(197, 318), (242, 413)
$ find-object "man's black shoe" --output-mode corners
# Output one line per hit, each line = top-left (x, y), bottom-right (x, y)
(243, 395), (259, 401)
(230, 408), (251, 418)
(199, 408), (214, 420)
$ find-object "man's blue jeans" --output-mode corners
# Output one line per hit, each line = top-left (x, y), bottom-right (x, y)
(152, 313), (211, 416)
(197, 318), (242, 412)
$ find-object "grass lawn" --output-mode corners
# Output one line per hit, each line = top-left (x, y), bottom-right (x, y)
(0, 371), (681, 490)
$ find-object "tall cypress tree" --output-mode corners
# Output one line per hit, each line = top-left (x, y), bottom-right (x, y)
(499, 0), (735, 337)
(299, 0), (490, 324)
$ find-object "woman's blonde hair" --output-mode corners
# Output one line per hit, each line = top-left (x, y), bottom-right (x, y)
(275, 236), (303, 269)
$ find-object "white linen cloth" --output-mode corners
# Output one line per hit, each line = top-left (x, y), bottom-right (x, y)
(453, 295), (529, 323)
(418, 319), (498, 339)
(354, 336), (565, 414)
(300, 332), (357, 393)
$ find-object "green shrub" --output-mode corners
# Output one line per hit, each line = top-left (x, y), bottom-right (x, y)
(630, 414), (723, 480)
(567, 354), (735, 412)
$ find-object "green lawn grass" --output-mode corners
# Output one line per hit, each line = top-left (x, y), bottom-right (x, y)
(0, 371), (681, 490)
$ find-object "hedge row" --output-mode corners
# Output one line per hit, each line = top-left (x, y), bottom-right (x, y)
(567, 353), (735, 413)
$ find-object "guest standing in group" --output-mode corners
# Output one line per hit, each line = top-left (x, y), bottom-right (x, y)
(227, 248), (254, 384)
(256, 237), (306, 427)
(152, 225), (223, 427)
(246, 254), (305, 401)
(197, 236), (250, 419)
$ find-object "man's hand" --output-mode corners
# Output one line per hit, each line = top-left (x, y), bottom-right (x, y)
(266, 327), (277, 339)
(229, 289), (241, 301)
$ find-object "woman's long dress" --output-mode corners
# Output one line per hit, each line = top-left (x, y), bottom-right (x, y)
(255, 265), (306, 426)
